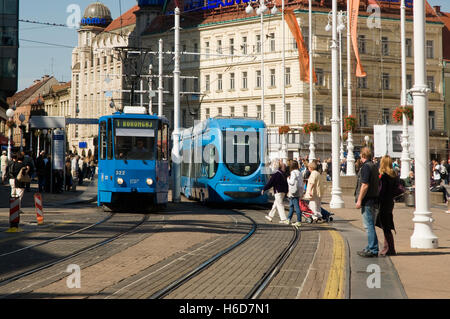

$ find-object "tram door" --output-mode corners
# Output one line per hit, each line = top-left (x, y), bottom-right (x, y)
(156, 121), (169, 204)
(98, 119), (114, 205)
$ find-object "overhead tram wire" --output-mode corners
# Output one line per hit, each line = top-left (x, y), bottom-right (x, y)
(19, 39), (74, 49)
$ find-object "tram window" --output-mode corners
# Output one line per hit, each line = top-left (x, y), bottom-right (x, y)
(107, 119), (113, 160)
(99, 122), (106, 160)
(223, 131), (260, 176)
(203, 144), (218, 179)
(114, 127), (156, 161)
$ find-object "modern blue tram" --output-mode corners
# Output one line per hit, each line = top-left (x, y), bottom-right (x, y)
(97, 110), (170, 210)
(180, 117), (268, 204)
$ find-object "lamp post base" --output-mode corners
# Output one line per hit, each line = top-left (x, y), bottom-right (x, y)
(330, 191), (345, 209)
(410, 211), (438, 249)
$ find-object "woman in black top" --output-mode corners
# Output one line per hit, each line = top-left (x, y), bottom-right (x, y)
(376, 155), (398, 256)
(7, 153), (30, 209)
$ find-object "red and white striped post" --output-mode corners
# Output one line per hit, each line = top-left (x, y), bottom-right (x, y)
(8, 197), (20, 231)
(34, 193), (44, 225)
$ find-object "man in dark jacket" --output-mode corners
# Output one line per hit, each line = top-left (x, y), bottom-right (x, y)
(35, 151), (46, 193)
(261, 160), (289, 224)
(355, 147), (380, 257)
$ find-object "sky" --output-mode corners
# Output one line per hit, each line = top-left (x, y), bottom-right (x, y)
(18, 0), (137, 91)
(17, 0), (450, 91)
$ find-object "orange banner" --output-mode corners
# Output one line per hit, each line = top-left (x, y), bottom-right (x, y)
(349, 0), (367, 78)
(285, 9), (317, 83)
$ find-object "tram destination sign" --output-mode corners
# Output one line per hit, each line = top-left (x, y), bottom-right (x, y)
(114, 119), (155, 129)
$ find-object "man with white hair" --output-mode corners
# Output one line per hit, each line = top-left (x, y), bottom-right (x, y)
(1, 150), (8, 184)
(261, 159), (289, 224)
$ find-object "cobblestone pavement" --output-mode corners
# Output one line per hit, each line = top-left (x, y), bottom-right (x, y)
(1, 179), (429, 299)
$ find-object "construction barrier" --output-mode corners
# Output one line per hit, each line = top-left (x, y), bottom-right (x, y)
(6, 197), (21, 232)
(34, 193), (44, 225)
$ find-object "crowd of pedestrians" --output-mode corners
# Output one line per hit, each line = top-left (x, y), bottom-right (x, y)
(0, 149), (97, 212)
(261, 157), (332, 227)
(261, 149), (450, 258)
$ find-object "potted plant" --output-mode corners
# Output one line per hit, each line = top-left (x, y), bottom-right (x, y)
(303, 122), (321, 134)
(392, 106), (413, 123)
(343, 114), (357, 132)
(278, 125), (291, 135)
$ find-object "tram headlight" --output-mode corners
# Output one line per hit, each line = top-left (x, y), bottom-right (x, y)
(117, 178), (124, 185)
(146, 178), (154, 186)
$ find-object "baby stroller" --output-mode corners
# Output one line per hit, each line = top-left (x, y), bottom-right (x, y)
(299, 199), (334, 224)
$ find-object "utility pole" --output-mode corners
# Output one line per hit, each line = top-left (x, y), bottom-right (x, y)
(172, 7), (181, 203)
(400, 0), (411, 179)
(308, 0), (316, 162)
(345, 0), (355, 176)
(330, 0), (344, 209)
(158, 38), (164, 117)
(410, 0), (438, 249)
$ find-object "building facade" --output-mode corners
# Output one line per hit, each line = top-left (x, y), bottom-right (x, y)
(143, 0), (448, 160)
(70, 1), (163, 155)
(70, 1), (448, 161)
(6, 75), (59, 152)
(0, 0), (19, 134)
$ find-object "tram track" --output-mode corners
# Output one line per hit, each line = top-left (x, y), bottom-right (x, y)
(147, 209), (300, 299)
(148, 212), (258, 299)
(0, 214), (150, 296)
(0, 213), (115, 258)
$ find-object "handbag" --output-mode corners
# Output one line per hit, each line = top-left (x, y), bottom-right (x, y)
(17, 167), (31, 183)
(393, 178), (405, 198)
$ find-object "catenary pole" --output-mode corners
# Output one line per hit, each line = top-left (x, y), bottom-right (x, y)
(410, 0), (438, 248)
(345, 0), (355, 176)
(158, 38), (164, 117)
(329, 0), (344, 209)
(400, 0), (411, 179)
(172, 8), (181, 203)
(308, 0), (316, 162)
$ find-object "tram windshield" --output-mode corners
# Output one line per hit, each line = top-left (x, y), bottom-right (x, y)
(222, 130), (260, 176)
(114, 119), (157, 160)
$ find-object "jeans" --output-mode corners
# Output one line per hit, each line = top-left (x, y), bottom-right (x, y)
(361, 204), (379, 254)
(287, 197), (301, 222)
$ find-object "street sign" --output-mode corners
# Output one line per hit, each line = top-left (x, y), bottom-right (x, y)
(79, 142), (87, 149)
(52, 129), (65, 170)
(66, 118), (98, 125)
(29, 116), (65, 129)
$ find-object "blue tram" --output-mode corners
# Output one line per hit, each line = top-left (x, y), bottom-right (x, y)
(180, 117), (268, 204)
(97, 110), (170, 210)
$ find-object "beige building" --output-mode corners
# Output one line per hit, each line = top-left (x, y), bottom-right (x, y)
(70, 1), (448, 160)
(143, 1), (447, 160)
(70, 2), (162, 155)
(43, 82), (72, 118)
(6, 75), (59, 151)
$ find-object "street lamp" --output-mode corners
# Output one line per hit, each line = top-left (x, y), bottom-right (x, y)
(329, 0), (345, 209)
(400, 0), (411, 179)
(345, 0), (356, 176)
(326, 10), (345, 166)
(337, 11), (345, 163)
(410, 0), (438, 249)
(307, 0), (316, 163)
